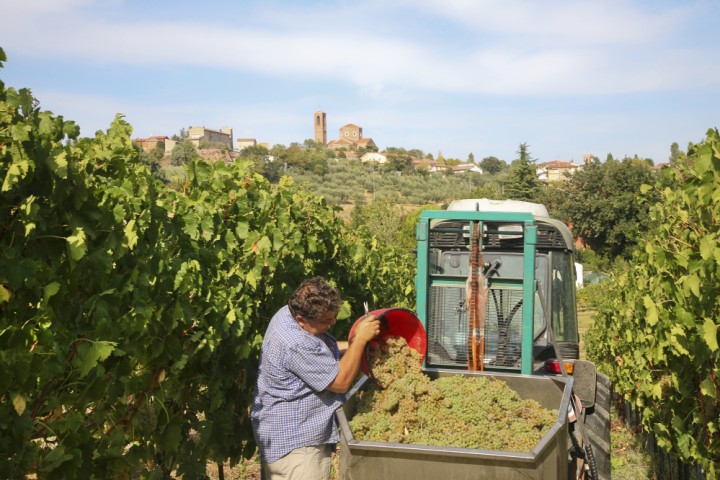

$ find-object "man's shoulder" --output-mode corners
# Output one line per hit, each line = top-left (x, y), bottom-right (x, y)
(265, 307), (318, 350)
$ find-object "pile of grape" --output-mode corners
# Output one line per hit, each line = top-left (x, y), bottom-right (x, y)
(349, 337), (558, 452)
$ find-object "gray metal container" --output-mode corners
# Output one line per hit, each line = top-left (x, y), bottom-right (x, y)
(337, 369), (574, 480)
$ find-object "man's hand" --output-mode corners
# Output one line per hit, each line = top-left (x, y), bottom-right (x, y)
(352, 314), (381, 344)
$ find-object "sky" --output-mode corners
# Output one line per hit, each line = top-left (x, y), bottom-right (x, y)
(2, 0), (720, 164)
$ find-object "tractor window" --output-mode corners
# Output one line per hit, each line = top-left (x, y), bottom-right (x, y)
(550, 252), (579, 343)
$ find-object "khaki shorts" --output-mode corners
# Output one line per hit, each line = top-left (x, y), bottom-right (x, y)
(263, 444), (333, 480)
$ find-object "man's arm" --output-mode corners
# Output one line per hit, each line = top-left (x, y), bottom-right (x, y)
(326, 316), (379, 393)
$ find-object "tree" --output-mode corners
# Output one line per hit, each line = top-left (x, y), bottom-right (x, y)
(383, 152), (413, 174)
(171, 127), (188, 141)
(669, 141), (685, 165)
(479, 156), (506, 175)
(350, 197), (404, 246)
(170, 139), (199, 166)
(468, 152), (475, 163)
(502, 143), (542, 202)
(557, 156), (658, 260)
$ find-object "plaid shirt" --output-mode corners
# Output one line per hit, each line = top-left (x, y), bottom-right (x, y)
(251, 305), (345, 463)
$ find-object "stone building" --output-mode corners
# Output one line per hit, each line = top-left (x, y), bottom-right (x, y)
(326, 122), (376, 151)
(236, 138), (257, 152)
(314, 111), (327, 145)
(187, 126), (233, 150)
(537, 160), (583, 182)
(315, 111), (376, 151)
(135, 135), (168, 153)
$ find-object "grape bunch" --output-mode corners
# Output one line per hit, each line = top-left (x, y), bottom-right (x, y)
(349, 337), (558, 452)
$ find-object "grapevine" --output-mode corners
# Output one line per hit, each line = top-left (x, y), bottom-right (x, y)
(585, 128), (720, 476)
(0, 47), (415, 479)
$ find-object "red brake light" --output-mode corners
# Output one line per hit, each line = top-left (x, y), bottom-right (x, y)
(545, 359), (574, 375)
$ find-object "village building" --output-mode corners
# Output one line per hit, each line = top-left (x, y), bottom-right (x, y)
(412, 158), (449, 173)
(537, 160), (583, 182)
(236, 138), (257, 152)
(360, 152), (387, 164)
(134, 135), (168, 153)
(452, 163), (484, 174)
(315, 111), (377, 151)
(187, 126), (233, 150)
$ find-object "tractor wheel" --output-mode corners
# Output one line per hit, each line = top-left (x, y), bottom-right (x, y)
(582, 372), (612, 480)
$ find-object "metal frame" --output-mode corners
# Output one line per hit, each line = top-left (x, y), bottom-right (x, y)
(416, 210), (538, 374)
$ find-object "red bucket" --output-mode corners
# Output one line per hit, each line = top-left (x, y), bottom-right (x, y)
(348, 307), (427, 375)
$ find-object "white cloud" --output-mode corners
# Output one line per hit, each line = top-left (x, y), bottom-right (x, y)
(403, 0), (690, 45)
(3, 0), (718, 98)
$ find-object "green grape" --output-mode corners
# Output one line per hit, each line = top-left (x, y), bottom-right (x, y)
(349, 336), (558, 452)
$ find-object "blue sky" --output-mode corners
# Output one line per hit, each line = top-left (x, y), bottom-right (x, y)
(3, 0), (719, 164)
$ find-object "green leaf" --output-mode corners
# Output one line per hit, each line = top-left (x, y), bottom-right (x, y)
(66, 227), (87, 261)
(336, 301), (351, 321)
(40, 445), (73, 473)
(43, 281), (61, 301)
(694, 148), (712, 174)
(684, 275), (700, 298)
(74, 340), (117, 377)
(10, 123), (31, 142)
(643, 295), (658, 326)
(246, 269), (257, 289)
(699, 234), (715, 260)
(700, 377), (716, 397)
(160, 418), (183, 454)
(236, 221), (249, 239)
(703, 318), (719, 352)
(0, 284), (11, 304)
(256, 235), (272, 254)
(49, 151), (68, 178)
(124, 219), (138, 250)
(225, 308), (236, 326)
(2, 159), (30, 192)
(651, 381), (663, 399)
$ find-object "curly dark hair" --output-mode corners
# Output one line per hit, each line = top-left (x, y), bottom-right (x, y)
(288, 276), (342, 321)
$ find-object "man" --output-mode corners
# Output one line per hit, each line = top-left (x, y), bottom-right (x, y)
(251, 277), (380, 480)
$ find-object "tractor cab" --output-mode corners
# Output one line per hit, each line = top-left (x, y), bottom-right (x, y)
(416, 198), (580, 375)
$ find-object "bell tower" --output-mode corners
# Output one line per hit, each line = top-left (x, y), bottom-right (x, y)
(314, 111), (327, 145)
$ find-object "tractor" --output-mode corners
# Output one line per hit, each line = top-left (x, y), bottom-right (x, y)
(338, 199), (611, 480)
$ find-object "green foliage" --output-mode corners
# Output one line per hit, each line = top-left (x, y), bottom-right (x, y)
(557, 156), (658, 260)
(585, 128), (720, 476)
(170, 139), (199, 166)
(502, 143), (542, 202)
(479, 156), (506, 175)
(0, 72), (415, 477)
(289, 161), (479, 207)
(576, 282), (610, 312)
(575, 247), (608, 273)
(395, 204), (441, 250)
(350, 197), (404, 245)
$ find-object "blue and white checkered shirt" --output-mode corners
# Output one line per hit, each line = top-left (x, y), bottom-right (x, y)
(251, 305), (345, 463)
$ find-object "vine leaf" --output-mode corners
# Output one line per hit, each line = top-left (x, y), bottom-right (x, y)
(66, 227), (87, 261)
(74, 341), (117, 377)
(703, 318), (719, 351)
(700, 377), (716, 397)
(643, 295), (658, 326)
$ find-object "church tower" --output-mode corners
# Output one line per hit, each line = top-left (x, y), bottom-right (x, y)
(314, 111), (327, 145)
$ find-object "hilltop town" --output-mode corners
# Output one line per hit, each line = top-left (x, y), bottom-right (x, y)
(134, 111), (591, 181)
